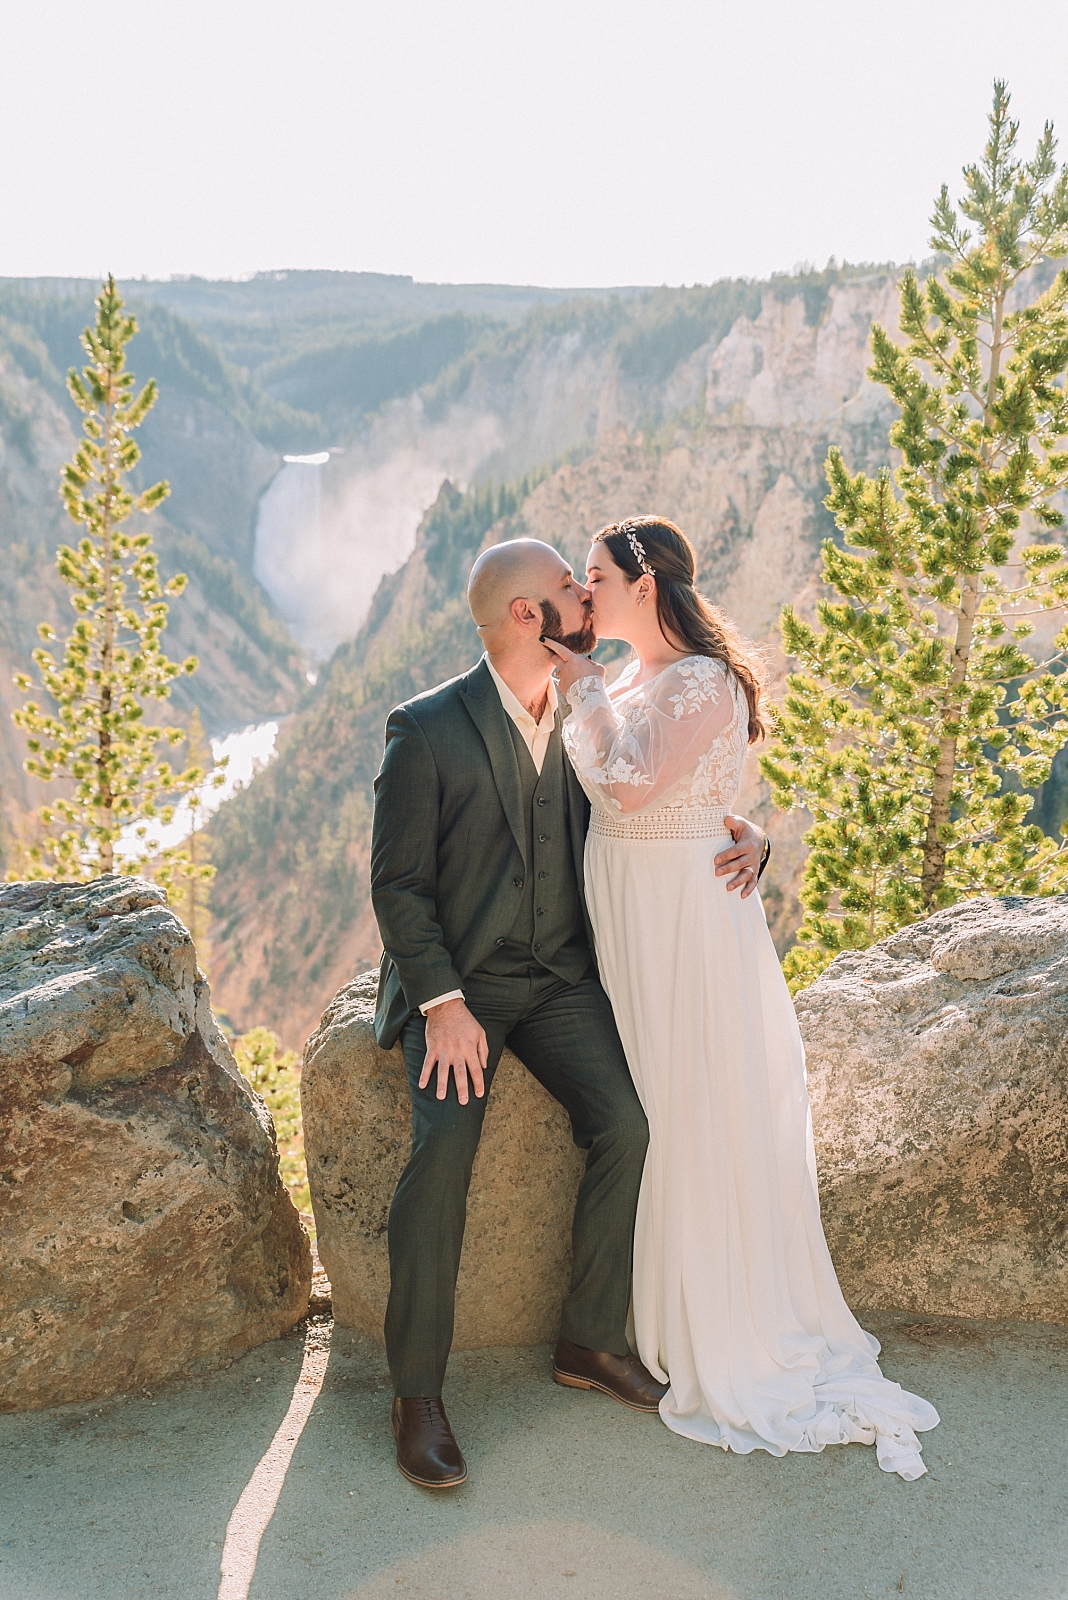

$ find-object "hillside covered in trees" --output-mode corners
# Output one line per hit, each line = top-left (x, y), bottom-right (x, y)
(202, 263), (912, 1046)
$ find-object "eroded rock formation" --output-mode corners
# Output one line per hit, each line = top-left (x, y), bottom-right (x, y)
(800, 895), (1068, 1323)
(302, 973), (585, 1347)
(0, 876), (310, 1411)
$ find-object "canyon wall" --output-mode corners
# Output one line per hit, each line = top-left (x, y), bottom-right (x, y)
(207, 273), (903, 1048)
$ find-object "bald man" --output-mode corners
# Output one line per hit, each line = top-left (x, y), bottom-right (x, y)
(371, 539), (766, 1489)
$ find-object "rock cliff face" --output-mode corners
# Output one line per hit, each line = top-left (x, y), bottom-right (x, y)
(301, 974), (585, 1347)
(0, 875), (310, 1411)
(799, 895), (1068, 1323)
(267, 277), (900, 658)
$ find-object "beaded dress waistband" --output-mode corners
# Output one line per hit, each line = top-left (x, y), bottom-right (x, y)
(589, 805), (730, 842)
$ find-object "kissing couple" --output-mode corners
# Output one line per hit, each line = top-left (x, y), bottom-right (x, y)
(370, 517), (938, 1489)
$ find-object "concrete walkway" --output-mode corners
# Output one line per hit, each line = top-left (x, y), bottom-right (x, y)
(2, 1310), (1066, 1600)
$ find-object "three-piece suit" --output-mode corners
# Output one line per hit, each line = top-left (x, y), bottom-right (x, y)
(370, 657), (648, 1397)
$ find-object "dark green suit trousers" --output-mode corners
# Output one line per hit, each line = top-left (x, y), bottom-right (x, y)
(385, 967), (647, 1398)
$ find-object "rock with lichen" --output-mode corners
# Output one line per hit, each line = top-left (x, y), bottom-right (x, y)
(799, 895), (1068, 1323)
(0, 875), (311, 1412)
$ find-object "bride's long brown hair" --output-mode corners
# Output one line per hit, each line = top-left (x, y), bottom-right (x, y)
(593, 517), (766, 743)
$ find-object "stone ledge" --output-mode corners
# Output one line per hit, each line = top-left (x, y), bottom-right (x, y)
(803, 894), (1068, 1324)
(0, 876), (311, 1411)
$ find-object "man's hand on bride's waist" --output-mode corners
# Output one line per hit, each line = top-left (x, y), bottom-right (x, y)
(541, 636), (605, 694)
(716, 816), (768, 900)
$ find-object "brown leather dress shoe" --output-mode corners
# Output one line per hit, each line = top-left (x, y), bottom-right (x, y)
(390, 1396), (468, 1488)
(553, 1338), (668, 1412)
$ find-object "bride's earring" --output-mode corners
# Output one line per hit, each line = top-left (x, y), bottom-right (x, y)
(637, 592), (646, 606)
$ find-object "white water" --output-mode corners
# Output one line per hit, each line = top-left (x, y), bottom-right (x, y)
(252, 452), (451, 658)
(121, 721), (279, 858)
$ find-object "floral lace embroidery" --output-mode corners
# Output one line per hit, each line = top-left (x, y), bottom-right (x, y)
(599, 755), (653, 790)
(568, 674), (607, 710)
(667, 657), (723, 720)
(562, 656), (749, 826)
(685, 704), (748, 809)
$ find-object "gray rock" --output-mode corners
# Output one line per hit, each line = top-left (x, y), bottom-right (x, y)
(0, 876), (311, 1412)
(301, 973), (585, 1348)
(798, 895), (1068, 1322)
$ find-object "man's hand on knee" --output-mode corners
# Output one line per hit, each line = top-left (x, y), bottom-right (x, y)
(420, 998), (488, 1104)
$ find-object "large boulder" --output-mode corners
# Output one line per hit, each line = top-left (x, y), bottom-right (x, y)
(0, 876), (311, 1412)
(800, 894), (1068, 1323)
(302, 974), (585, 1347)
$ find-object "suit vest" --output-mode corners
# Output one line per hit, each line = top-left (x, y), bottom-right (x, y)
(474, 717), (591, 983)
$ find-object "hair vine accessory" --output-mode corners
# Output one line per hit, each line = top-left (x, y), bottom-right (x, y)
(622, 524), (656, 576)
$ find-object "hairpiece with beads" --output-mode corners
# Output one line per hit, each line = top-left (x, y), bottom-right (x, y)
(621, 523), (656, 576)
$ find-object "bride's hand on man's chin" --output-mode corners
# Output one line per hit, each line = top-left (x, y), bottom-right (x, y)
(541, 635), (604, 693)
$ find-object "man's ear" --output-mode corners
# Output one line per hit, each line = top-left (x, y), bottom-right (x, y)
(509, 596), (541, 628)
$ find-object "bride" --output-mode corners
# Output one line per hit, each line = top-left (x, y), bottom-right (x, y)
(543, 517), (938, 1481)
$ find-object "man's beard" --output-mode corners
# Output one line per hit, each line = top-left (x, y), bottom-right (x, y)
(540, 598), (596, 655)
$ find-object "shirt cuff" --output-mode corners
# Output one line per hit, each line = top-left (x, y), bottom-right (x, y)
(419, 989), (465, 1015)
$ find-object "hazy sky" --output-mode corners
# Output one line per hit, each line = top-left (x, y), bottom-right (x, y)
(3, 0), (1067, 287)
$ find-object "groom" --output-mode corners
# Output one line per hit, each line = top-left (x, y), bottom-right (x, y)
(370, 537), (767, 1488)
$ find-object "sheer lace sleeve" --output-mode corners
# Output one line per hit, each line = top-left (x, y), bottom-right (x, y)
(562, 656), (737, 815)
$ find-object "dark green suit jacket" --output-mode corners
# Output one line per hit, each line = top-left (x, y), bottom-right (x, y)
(370, 658), (594, 1049)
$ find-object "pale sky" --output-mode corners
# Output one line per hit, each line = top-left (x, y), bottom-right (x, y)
(3, 0), (1067, 288)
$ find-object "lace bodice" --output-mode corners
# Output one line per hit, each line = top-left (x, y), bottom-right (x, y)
(562, 655), (749, 838)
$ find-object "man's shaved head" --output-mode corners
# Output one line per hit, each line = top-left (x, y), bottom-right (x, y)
(469, 538), (595, 657)
(468, 539), (567, 628)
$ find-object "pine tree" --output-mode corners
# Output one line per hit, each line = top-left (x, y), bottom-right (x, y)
(762, 84), (1068, 990)
(12, 277), (199, 880)
(153, 706), (224, 964)
(233, 1028), (310, 1220)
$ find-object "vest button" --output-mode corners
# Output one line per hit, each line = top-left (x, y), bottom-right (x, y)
(537, 796), (548, 806)
(495, 937), (506, 947)
(538, 833), (549, 842)
(538, 871), (549, 879)
(536, 908), (546, 916)
(533, 943), (542, 952)
(513, 877), (523, 888)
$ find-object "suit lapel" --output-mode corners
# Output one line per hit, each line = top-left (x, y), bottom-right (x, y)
(459, 660), (527, 869)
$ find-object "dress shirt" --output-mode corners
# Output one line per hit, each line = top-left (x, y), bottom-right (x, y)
(419, 657), (559, 1016)
(484, 655), (558, 775)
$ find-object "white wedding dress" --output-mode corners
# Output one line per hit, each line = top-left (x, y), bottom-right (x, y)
(562, 655), (939, 1480)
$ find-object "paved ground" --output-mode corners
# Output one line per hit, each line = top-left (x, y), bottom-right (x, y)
(2, 1310), (1066, 1600)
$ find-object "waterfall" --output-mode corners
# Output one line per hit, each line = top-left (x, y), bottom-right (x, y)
(252, 408), (506, 659)
(252, 456), (331, 656)
(252, 448), (442, 659)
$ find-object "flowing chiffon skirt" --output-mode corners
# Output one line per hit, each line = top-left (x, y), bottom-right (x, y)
(585, 828), (939, 1480)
